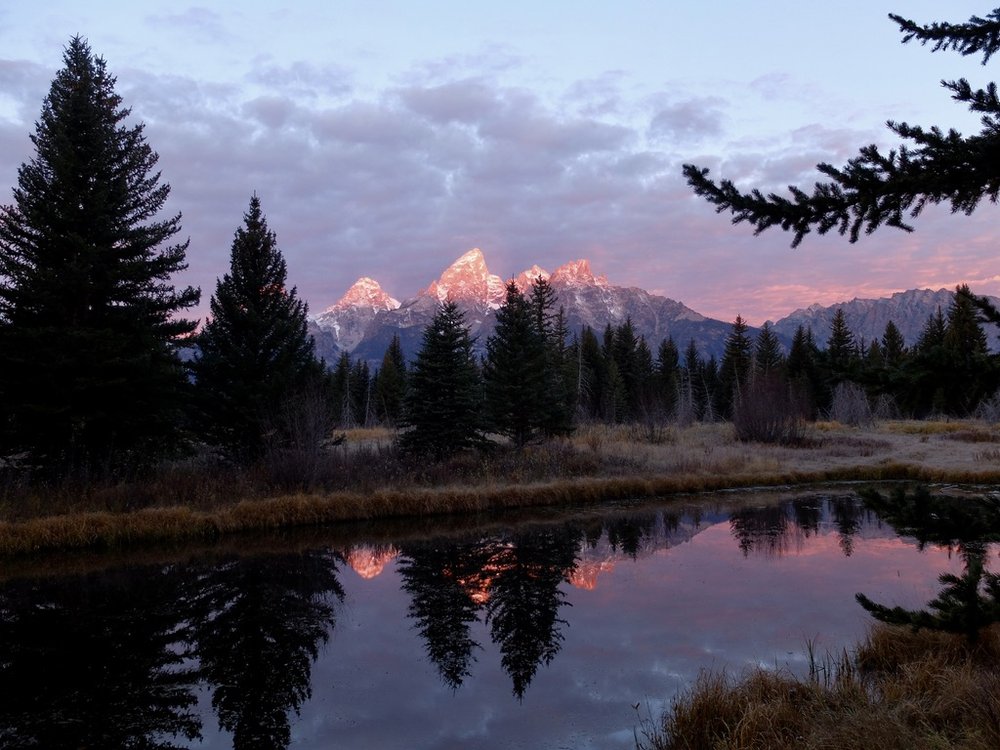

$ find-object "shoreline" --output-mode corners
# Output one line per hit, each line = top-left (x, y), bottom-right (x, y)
(2, 419), (999, 558)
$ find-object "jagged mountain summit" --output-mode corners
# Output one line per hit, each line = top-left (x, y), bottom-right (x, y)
(312, 248), (737, 366)
(312, 277), (400, 353)
(770, 288), (1000, 349)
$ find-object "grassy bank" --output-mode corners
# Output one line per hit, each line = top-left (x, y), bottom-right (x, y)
(638, 624), (1000, 750)
(2, 419), (1000, 557)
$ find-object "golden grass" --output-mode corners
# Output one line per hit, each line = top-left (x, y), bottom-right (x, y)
(640, 625), (1000, 750)
(3, 419), (1000, 557)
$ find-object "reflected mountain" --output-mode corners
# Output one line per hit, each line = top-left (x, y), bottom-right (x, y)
(191, 549), (344, 750)
(0, 565), (200, 749)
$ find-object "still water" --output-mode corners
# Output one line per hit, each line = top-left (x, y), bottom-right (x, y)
(1, 485), (996, 749)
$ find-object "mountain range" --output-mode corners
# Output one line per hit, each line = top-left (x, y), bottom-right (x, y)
(308, 248), (994, 367)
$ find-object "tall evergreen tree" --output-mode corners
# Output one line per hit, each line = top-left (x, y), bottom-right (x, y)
(576, 326), (605, 420)
(193, 195), (322, 460)
(753, 321), (784, 376)
(373, 334), (407, 426)
(399, 302), (483, 459)
(941, 284), (993, 413)
(530, 278), (574, 437)
(717, 315), (753, 418)
(0, 37), (199, 474)
(825, 308), (857, 379)
(483, 283), (547, 448)
(880, 320), (908, 366)
(655, 336), (681, 417)
(786, 325), (822, 416)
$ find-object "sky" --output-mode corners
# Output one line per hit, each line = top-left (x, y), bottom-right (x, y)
(1, 1), (998, 325)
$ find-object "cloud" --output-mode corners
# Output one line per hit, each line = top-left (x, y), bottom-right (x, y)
(246, 60), (353, 100)
(145, 6), (229, 43)
(648, 97), (725, 143)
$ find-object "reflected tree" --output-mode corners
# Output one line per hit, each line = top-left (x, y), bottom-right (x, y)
(484, 526), (580, 699)
(397, 540), (489, 689)
(729, 504), (791, 557)
(191, 550), (343, 750)
(0, 565), (200, 749)
(790, 498), (822, 536)
(857, 543), (1000, 645)
(829, 496), (867, 556)
(857, 487), (1000, 644)
(605, 511), (659, 559)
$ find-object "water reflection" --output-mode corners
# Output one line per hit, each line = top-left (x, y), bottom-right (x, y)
(0, 487), (997, 749)
(191, 550), (343, 749)
(0, 565), (200, 749)
(729, 495), (874, 558)
(855, 487), (1000, 643)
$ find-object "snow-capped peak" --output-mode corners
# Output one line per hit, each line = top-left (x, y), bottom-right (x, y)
(512, 265), (550, 292)
(423, 248), (506, 308)
(324, 277), (399, 314)
(550, 259), (608, 288)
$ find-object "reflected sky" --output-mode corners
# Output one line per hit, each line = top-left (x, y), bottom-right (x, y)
(1, 490), (986, 750)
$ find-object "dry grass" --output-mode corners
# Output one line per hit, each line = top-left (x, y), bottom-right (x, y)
(4, 419), (1000, 557)
(639, 625), (1000, 750)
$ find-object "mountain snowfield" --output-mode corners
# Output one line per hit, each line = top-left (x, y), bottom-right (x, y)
(308, 247), (993, 366)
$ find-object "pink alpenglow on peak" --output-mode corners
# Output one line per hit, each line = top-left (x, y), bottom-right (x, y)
(324, 276), (400, 314)
(550, 259), (608, 288)
(512, 265), (550, 292)
(423, 248), (506, 308)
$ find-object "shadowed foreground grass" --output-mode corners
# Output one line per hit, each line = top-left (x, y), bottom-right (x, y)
(637, 624), (1000, 750)
(2, 420), (1000, 556)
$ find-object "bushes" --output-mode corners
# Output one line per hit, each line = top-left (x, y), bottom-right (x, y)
(732, 376), (808, 444)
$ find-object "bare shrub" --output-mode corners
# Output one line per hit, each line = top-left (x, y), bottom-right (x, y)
(871, 393), (901, 421)
(732, 376), (807, 445)
(975, 391), (1000, 424)
(829, 381), (875, 428)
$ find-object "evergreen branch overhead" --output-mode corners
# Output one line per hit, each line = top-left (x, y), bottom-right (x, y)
(890, 8), (1000, 64)
(685, 7), (1000, 247)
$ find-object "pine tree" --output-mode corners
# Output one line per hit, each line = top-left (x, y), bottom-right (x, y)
(576, 326), (605, 420)
(655, 337), (681, 417)
(483, 283), (547, 448)
(0, 37), (199, 474)
(717, 315), (753, 418)
(373, 334), (407, 426)
(684, 10), (1000, 247)
(329, 352), (354, 427)
(349, 359), (372, 427)
(681, 339), (704, 421)
(826, 308), (857, 378)
(399, 302), (483, 459)
(941, 284), (994, 413)
(787, 325), (822, 416)
(530, 278), (574, 437)
(193, 195), (322, 460)
(881, 320), (908, 366)
(753, 321), (784, 376)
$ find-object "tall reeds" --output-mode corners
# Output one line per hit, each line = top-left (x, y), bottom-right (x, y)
(639, 624), (1000, 750)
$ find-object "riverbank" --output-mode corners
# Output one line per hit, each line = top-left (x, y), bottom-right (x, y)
(638, 623), (1000, 750)
(2, 419), (999, 557)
